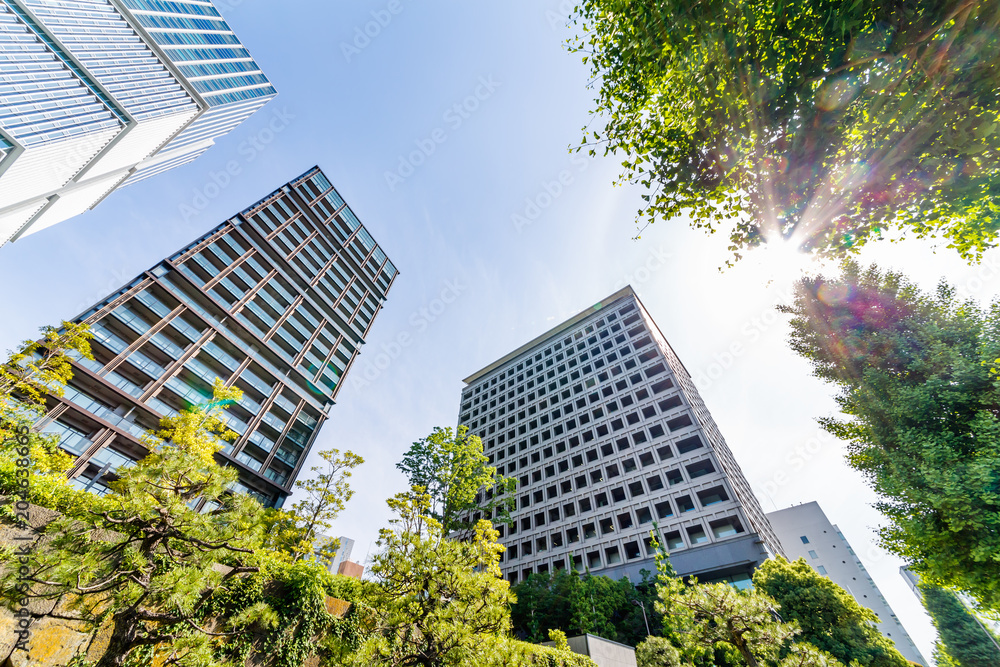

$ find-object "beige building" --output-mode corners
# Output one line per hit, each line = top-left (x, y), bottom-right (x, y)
(766, 502), (926, 665)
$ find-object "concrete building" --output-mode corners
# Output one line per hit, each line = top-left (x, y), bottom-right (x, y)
(35, 166), (397, 507)
(324, 536), (355, 576)
(0, 0), (276, 245)
(458, 287), (782, 586)
(544, 635), (637, 667)
(766, 502), (926, 665)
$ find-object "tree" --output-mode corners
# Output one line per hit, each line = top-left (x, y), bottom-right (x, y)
(669, 582), (799, 667)
(1, 381), (276, 667)
(753, 557), (909, 667)
(510, 568), (661, 646)
(0, 322), (92, 441)
(265, 447), (364, 562)
(781, 261), (1000, 610)
(355, 487), (514, 666)
(636, 635), (683, 667)
(396, 426), (515, 536)
(919, 583), (1000, 667)
(571, 0), (1000, 264)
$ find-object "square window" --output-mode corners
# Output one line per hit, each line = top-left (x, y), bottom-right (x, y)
(563, 503), (576, 517)
(636, 507), (653, 524)
(579, 498), (592, 513)
(605, 546), (622, 564)
(590, 470), (603, 483)
(625, 541), (641, 559)
(534, 512), (545, 526)
(654, 501), (673, 519)
(552, 533), (564, 548)
(656, 445), (673, 460)
(628, 481), (644, 496)
(665, 530), (684, 551)
(622, 459), (637, 473)
(611, 487), (626, 502)
(575, 475), (587, 488)
(584, 523), (597, 539)
(595, 492), (609, 508)
(677, 495), (695, 512)
(687, 525), (709, 545)
(567, 527), (580, 543)
(618, 512), (634, 529)
(549, 508), (560, 522)
(606, 464), (620, 478)
(587, 551), (602, 569)
(600, 518), (615, 534)
(647, 475), (664, 491)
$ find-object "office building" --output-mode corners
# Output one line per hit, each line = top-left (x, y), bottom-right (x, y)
(458, 287), (782, 586)
(35, 166), (396, 508)
(324, 536), (355, 576)
(901, 566), (1000, 636)
(767, 502), (926, 665)
(0, 0), (276, 245)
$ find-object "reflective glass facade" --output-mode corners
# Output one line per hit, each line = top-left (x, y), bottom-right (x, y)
(37, 167), (397, 507)
(0, 0), (275, 244)
(458, 288), (782, 584)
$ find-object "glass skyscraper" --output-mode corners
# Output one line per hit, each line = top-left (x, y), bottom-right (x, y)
(0, 0), (276, 245)
(458, 288), (782, 585)
(36, 167), (397, 508)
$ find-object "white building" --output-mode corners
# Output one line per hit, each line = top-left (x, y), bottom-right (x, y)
(459, 286), (783, 586)
(0, 0), (276, 245)
(766, 502), (926, 665)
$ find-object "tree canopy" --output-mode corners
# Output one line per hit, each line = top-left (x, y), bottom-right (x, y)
(396, 426), (515, 536)
(782, 261), (1000, 610)
(571, 0), (1000, 263)
(1, 382), (274, 667)
(753, 557), (909, 667)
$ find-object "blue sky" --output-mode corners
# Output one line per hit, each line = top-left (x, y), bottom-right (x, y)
(6, 0), (1000, 656)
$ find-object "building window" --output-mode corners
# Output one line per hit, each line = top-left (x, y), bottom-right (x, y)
(817, 566), (828, 575)
(809, 550), (819, 559)
(800, 536), (810, 544)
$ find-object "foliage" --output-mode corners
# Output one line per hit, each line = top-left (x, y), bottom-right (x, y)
(263, 447), (364, 562)
(636, 635), (683, 667)
(668, 581), (801, 667)
(753, 557), (909, 667)
(475, 634), (597, 667)
(511, 567), (661, 646)
(396, 426), (516, 536)
(0, 381), (273, 667)
(571, 0), (1000, 263)
(0, 322), (92, 441)
(781, 261), (1000, 610)
(355, 487), (515, 666)
(919, 583), (1000, 667)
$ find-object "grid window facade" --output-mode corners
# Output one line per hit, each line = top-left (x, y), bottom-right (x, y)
(457, 288), (781, 584)
(37, 167), (396, 508)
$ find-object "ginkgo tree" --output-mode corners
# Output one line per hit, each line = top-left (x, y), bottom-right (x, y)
(572, 0), (1000, 264)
